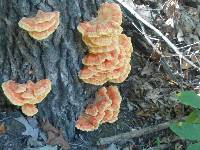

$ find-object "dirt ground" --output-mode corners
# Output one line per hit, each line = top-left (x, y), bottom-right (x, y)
(0, 0), (200, 150)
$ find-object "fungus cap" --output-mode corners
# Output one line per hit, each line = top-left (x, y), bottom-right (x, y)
(94, 87), (112, 113)
(119, 34), (133, 57)
(76, 86), (122, 131)
(101, 110), (113, 123)
(19, 16), (57, 32)
(110, 63), (131, 83)
(85, 103), (98, 116)
(79, 36), (132, 85)
(28, 12), (60, 40)
(34, 10), (58, 23)
(18, 11), (59, 32)
(107, 63), (128, 80)
(33, 79), (52, 103)
(81, 72), (108, 85)
(101, 86), (121, 123)
(107, 86), (122, 110)
(97, 3), (122, 25)
(107, 110), (120, 123)
(15, 84), (27, 93)
(18, 10), (60, 40)
(75, 114), (97, 131)
(82, 50), (117, 66)
(77, 3), (122, 37)
(79, 66), (99, 79)
(2, 79), (51, 116)
(21, 104), (38, 116)
(83, 36), (117, 47)
(87, 37), (119, 53)
(78, 3), (133, 85)
(75, 112), (105, 131)
(2, 80), (28, 106)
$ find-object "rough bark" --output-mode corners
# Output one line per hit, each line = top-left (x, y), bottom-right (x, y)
(0, 0), (104, 141)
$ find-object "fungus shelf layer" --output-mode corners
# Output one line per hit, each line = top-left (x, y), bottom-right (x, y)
(2, 79), (51, 116)
(18, 10), (60, 40)
(75, 86), (122, 131)
(78, 2), (133, 85)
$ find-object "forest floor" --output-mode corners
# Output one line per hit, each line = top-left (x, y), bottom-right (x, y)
(0, 0), (200, 150)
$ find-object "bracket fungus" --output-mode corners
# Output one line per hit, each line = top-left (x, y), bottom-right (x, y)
(77, 3), (122, 37)
(75, 86), (122, 131)
(78, 3), (133, 85)
(18, 10), (60, 40)
(2, 79), (51, 116)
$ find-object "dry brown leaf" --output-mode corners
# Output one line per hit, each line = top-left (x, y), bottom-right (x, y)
(181, 60), (190, 70)
(41, 119), (70, 150)
(136, 110), (151, 117)
(150, 50), (162, 62)
(136, 106), (158, 117)
(0, 123), (6, 134)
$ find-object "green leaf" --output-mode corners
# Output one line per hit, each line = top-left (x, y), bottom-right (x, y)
(186, 110), (200, 123)
(187, 143), (200, 150)
(176, 91), (200, 108)
(170, 122), (200, 140)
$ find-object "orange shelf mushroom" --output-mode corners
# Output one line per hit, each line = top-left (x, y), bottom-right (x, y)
(77, 3), (122, 37)
(78, 3), (133, 85)
(79, 34), (133, 85)
(75, 86), (122, 131)
(21, 104), (38, 117)
(2, 79), (51, 116)
(18, 10), (60, 40)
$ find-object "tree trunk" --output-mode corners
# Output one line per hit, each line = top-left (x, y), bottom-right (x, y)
(0, 0), (105, 140)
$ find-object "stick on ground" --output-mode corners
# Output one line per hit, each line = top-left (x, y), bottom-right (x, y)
(97, 116), (186, 146)
(97, 121), (171, 145)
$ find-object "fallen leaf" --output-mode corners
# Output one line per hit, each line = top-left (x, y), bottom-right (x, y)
(150, 50), (161, 62)
(163, 0), (180, 19)
(141, 63), (154, 76)
(27, 137), (43, 147)
(41, 119), (58, 134)
(15, 117), (39, 139)
(0, 123), (6, 134)
(24, 145), (58, 150)
(41, 119), (70, 150)
(177, 28), (184, 42)
(165, 18), (174, 28)
(181, 60), (190, 70)
(136, 107), (158, 117)
(136, 110), (151, 117)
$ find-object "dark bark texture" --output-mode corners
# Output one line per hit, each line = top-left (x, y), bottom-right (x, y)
(0, 0), (105, 140)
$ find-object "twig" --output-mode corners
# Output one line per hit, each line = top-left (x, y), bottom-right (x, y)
(97, 118), (184, 145)
(131, 21), (159, 42)
(177, 41), (200, 50)
(115, 0), (200, 71)
(139, 21), (156, 49)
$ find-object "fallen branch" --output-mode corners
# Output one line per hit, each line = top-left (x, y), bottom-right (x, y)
(97, 117), (184, 145)
(97, 121), (169, 145)
(115, 0), (200, 71)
